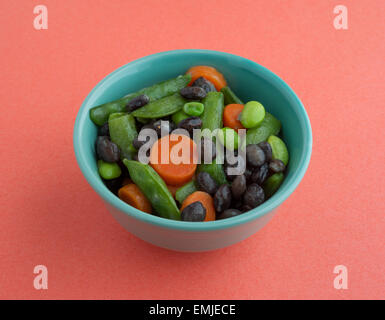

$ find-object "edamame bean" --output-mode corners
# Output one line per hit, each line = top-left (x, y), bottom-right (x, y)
(217, 127), (239, 150)
(240, 101), (266, 129)
(98, 160), (122, 180)
(183, 102), (204, 116)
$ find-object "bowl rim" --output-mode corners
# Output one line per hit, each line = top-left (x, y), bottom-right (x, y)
(73, 49), (312, 232)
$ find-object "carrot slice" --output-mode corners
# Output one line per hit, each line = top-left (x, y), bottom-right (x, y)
(118, 183), (152, 213)
(223, 104), (245, 131)
(149, 134), (198, 186)
(186, 66), (227, 91)
(180, 191), (216, 221)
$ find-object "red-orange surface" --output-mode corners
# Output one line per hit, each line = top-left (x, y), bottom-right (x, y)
(0, 0), (384, 299)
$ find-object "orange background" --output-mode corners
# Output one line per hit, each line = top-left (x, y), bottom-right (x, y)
(0, 0), (384, 299)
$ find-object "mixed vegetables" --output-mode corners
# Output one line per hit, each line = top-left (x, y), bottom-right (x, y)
(90, 66), (289, 222)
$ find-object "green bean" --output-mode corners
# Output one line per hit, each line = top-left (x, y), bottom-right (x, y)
(197, 158), (228, 185)
(240, 101), (265, 128)
(175, 181), (198, 204)
(108, 113), (138, 159)
(89, 74), (191, 126)
(98, 160), (121, 180)
(183, 102), (204, 116)
(131, 93), (187, 118)
(220, 87), (243, 105)
(123, 160), (180, 220)
(246, 112), (281, 145)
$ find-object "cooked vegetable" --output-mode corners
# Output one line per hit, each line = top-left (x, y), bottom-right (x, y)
(126, 94), (150, 112)
(243, 184), (265, 208)
(267, 135), (289, 165)
(200, 92), (224, 131)
(175, 181), (198, 204)
(131, 93), (187, 119)
(269, 159), (286, 173)
(197, 158), (228, 185)
(223, 104), (245, 131)
(96, 136), (120, 163)
(217, 127), (239, 150)
(118, 183), (152, 213)
(180, 87), (206, 100)
(108, 113), (138, 159)
(187, 66), (227, 91)
(181, 191), (216, 221)
(221, 87), (243, 105)
(246, 144), (266, 167)
(196, 172), (218, 195)
(177, 116), (202, 136)
(123, 159), (180, 220)
(149, 134), (198, 186)
(263, 172), (284, 198)
(246, 112), (281, 145)
(98, 160), (122, 180)
(191, 77), (216, 93)
(90, 74), (191, 126)
(183, 102), (205, 116)
(181, 202), (206, 222)
(213, 184), (232, 213)
(172, 110), (190, 125)
(217, 209), (242, 220)
(240, 101), (266, 129)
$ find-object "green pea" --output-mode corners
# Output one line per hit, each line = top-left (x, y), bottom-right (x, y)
(267, 135), (289, 165)
(183, 102), (204, 116)
(217, 127), (239, 150)
(98, 160), (121, 180)
(172, 109), (190, 125)
(240, 101), (266, 128)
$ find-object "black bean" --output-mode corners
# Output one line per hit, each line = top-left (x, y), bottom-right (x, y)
(98, 122), (109, 136)
(126, 94), (150, 112)
(199, 138), (216, 162)
(217, 209), (242, 220)
(243, 184), (265, 208)
(241, 205), (253, 213)
(231, 174), (247, 199)
(214, 184), (232, 213)
(153, 120), (174, 137)
(180, 86), (207, 100)
(96, 136), (120, 163)
(246, 144), (266, 167)
(196, 172), (218, 195)
(103, 175), (124, 195)
(191, 77), (217, 93)
(251, 163), (269, 185)
(269, 159), (286, 173)
(224, 156), (247, 181)
(257, 141), (273, 162)
(177, 116), (202, 136)
(132, 135), (151, 150)
(181, 201), (206, 222)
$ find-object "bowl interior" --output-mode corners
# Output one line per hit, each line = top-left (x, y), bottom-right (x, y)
(74, 50), (312, 231)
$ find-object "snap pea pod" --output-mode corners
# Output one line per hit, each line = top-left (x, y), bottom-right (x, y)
(267, 135), (289, 165)
(131, 93), (187, 119)
(108, 114), (138, 159)
(123, 160), (180, 220)
(220, 87), (243, 105)
(200, 92), (224, 131)
(263, 172), (284, 198)
(246, 112), (281, 145)
(198, 91), (228, 185)
(89, 74), (191, 126)
(175, 181), (197, 204)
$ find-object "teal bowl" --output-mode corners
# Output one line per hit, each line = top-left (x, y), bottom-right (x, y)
(73, 49), (312, 252)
